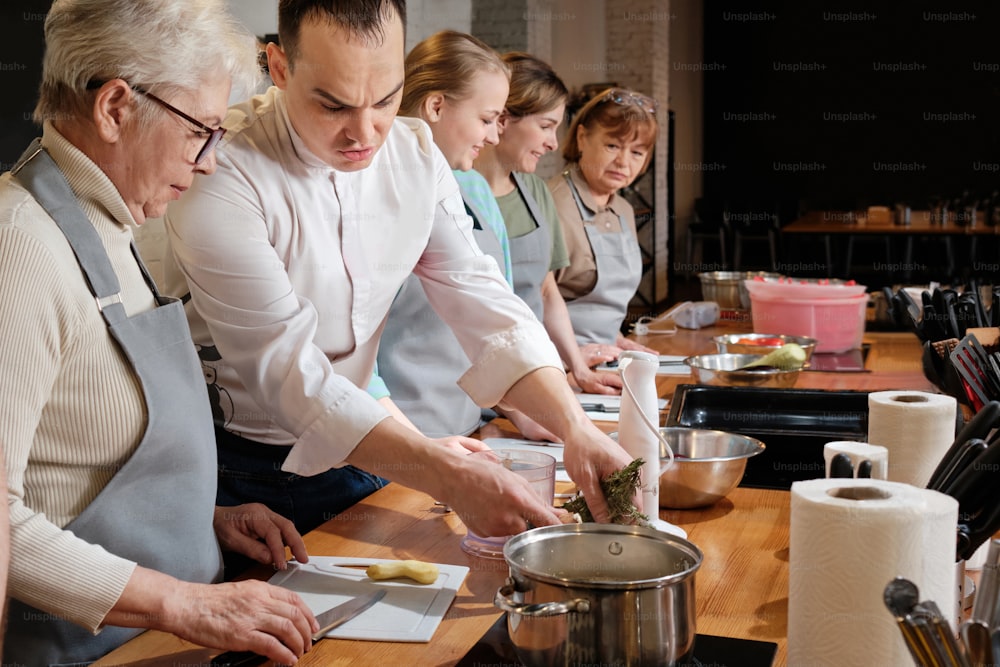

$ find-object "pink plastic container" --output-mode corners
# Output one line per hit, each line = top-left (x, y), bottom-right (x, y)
(749, 293), (867, 353)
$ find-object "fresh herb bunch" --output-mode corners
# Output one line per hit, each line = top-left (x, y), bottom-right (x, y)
(562, 458), (648, 524)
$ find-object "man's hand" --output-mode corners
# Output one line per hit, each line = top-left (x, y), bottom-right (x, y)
(431, 435), (490, 454)
(213, 503), (309, 570)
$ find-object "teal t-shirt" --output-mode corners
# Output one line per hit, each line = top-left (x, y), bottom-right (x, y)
(453, 169), (513, 285)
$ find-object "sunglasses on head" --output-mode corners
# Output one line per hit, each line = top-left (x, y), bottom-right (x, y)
(600, 88), (658, 115)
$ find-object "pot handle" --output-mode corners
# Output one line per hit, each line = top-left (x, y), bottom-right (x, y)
(494, 581), (591, 617)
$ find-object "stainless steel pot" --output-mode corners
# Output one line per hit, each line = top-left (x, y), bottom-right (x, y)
(494, 523), (702, 667)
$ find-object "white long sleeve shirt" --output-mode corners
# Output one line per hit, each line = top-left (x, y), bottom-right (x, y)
(164, 87), (560, 475)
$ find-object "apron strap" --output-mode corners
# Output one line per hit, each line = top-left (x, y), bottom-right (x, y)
(512, 172), (546, 229)
(12, 139), (128, 324)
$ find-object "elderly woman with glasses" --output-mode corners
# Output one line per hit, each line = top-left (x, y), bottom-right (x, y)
(0, 1), (319, 664)
(548, 88), (660, 357)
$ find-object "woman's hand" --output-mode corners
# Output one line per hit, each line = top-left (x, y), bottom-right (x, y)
(616, 335), (658, 355)
(570, 366), (622, 395)
(579, 342), (623, 368)
(108, 567), (319, 665)
(166, 578), (318, 664)
(213, 503), (309, 570)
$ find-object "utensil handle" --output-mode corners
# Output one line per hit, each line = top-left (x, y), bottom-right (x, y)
(209, 651), (267, 667)
(494, 583), (591, 617)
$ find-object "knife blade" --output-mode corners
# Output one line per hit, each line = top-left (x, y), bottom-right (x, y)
(210, 589), (386, 666)
(312, 589), (385, 639)
(579, 403), (620, 413)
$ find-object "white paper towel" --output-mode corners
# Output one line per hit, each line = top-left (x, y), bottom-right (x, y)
(788, 478), (958, 667)
(823, 441), (889, 480)
(867, 390), (956, 487)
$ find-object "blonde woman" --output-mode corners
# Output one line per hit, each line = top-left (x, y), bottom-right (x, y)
(375, 30), (514, 438)
(550, 88), (660, 352)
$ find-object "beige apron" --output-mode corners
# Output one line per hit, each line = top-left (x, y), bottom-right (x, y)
(561, 171), (643, 345)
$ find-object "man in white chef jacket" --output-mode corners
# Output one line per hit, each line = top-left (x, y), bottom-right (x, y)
(164, 0), (632, 540)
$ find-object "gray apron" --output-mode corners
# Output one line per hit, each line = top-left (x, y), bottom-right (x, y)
(4, 139), (222, 666)
(378, 193), (505, 437)
(508, 172), (552, 321)
(561, 171), (642, 345)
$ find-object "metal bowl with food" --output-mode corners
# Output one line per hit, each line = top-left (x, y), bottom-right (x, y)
(697, 270), (781, 310)
(684, 352), (801, 388)
(611, 427), (766, 509)
(713, 333), (817, 360)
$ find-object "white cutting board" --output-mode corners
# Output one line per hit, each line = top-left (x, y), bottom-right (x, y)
(268, 557), (469, 642)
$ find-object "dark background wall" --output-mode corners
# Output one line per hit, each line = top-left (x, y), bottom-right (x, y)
(1, 2), (49, 169)
(702, 1), (1000, 217)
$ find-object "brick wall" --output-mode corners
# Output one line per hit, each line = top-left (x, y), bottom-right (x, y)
(406, 0), (472, 50)
(605, 0), (671, 305)
(472, 0), (530, 53)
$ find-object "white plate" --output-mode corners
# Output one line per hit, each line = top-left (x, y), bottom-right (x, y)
(268, 557), (469, 642)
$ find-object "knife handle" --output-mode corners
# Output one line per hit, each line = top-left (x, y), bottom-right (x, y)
(931, 439), (988, 494)
(209, 650), (268, 667)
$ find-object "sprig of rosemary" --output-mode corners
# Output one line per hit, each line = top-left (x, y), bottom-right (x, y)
(561, 458), (648, 524)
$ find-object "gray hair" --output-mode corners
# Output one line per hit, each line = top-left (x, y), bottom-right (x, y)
(34, 0), (260, 124)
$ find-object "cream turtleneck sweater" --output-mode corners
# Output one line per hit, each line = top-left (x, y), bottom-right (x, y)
(0, 123), (155, 631)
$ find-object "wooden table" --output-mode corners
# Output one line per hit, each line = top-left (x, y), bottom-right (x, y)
(783, 210), (999, 279)
(94, 323), (934, 667)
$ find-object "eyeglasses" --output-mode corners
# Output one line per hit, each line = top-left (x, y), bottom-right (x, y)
(600, 88), (658, 115)
(88, 80), (225, 164)
(131, 86), (226, 164)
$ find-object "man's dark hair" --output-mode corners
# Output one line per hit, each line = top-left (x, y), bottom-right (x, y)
(278, 0), (406, 68)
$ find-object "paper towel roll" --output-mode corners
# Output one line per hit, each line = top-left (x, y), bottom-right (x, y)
(824, 441), (889, 480)
(867, 390), (956, 487)
(788, 478), (958, 667)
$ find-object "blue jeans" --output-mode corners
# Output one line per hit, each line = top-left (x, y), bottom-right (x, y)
(215, 427), (388, 536)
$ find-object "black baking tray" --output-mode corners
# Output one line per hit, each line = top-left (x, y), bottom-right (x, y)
(455, 612), (777, 667)
(666, 384), (870, 490)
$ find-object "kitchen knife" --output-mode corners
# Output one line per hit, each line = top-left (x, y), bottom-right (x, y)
(210, 589), (386, 666)
(938, 401), (1000, 467)
(829, 452), (853, 478)
(943, 438), (1000, 520)
(970, 539), (1000, 626)
(928, 439), (989, 493)
(958, 491), (1000, 562)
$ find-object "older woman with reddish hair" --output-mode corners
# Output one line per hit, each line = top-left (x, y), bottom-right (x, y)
(550, 88), (660, 354)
